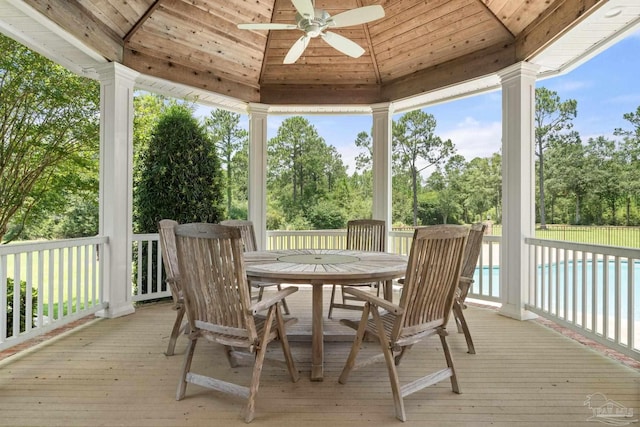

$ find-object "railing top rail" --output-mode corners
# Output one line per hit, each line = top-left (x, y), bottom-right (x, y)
(267, 229), (345, 236)
(0, 236), (108, 255)
(526, 237), (640, 258)
(134, 233), (159, 240)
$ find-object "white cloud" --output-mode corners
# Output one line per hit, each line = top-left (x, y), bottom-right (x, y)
(441, 118), (502, 160)
(547, 79), (592, 93)
(338, 144), (362, 174)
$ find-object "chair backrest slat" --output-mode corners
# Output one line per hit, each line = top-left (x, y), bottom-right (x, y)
(158, 219), (181, 303)
(460, 222), (487, 279)
(174, 223), (257, 341)
(395, 225), (468, 338)
(346, 219), (385, 252)
(220, 219), (258, 252)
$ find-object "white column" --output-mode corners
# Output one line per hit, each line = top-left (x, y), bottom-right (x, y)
(498, 62), (539, 321)
(371, 103), (393, 250)
(95, 63), (138, 319)
(247, 103), (269, 250)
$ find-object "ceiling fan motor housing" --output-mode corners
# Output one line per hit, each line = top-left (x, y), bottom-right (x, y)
(296, 10), (331, 37)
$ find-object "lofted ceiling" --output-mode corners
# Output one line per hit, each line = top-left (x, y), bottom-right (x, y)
(4, 0), (640, 108)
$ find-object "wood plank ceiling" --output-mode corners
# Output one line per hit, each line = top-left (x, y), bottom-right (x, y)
(23, 0), (605, 105)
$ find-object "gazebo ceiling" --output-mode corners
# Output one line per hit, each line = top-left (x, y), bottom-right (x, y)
(8, 0), (640, 107)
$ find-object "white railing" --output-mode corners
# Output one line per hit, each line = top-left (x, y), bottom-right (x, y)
(131, 233), (171, 302)
(469, 235), (501, 303)
(0, 237), (106, 351)
(7, 231), (636, 360)
(525, 238), (639, 359)
(267, 229), (346, 250)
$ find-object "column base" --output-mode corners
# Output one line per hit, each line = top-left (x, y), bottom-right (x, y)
(498, 304), (537, 321)
(96, 302), (135, 319)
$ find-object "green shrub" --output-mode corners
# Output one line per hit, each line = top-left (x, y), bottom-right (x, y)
(133, 104), (225, 294)
(6, 278), (38, 337)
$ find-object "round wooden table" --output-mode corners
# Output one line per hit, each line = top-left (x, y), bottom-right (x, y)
(243, 249), (407, 381)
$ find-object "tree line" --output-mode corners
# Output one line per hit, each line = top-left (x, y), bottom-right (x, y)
(1, 34), (639, 242)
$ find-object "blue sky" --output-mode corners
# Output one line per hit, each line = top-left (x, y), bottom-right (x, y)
(201, 30), (640, 174)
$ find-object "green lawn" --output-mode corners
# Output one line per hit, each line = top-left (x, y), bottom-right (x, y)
(3, 248), (101, 322)
(489, 224), (640, 248)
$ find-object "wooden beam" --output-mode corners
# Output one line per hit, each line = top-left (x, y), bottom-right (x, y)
(123, 0), (163, 43)
(381, 42), (515, 102)
(260, 84), (381, 105)
(123, 49), (260, 102)
(515, 0), (603, 61)
(24, 0), (123, 61)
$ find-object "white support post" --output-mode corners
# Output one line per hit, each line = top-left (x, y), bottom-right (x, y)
(247, 103), (269, 250)
(371, 103), (393, 250)
(498, 62), (539, 321)
(95, 63), (137, 319)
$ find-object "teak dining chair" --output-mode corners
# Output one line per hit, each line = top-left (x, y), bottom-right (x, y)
(452, 222), (487, 354)
(338, 225), (468, 421)
(157, 219), (185, 356)
(220, 219), (290, 314)
(173, 223), (299, 423)
(328, 219), (386, 319)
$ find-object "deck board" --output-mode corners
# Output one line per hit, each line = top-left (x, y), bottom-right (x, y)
(0, 287), (638, 426)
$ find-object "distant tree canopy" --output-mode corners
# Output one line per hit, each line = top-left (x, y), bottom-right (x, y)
(393, 111), (454, 226)
(205, 109), (248, 217)
(535, 87), (578, 229)
(267, 117), (349, 228)
(0, 34), (100, 243)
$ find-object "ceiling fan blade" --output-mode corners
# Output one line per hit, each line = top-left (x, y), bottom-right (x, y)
(329, 5), (385, 28)
(237, 23), (297, 30)
(292, 0), (314, 19)
(284, 35), (310, 64)
(321, 31), (365, 58)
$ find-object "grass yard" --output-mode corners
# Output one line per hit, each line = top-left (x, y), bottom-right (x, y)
(489, 224), (640, 248)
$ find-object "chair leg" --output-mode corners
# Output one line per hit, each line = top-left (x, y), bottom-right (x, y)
(394, 344), (413, 366)
(452, 300), (476, 354)
(166, 306), (186, 356)
(338, 303), (370, 384)
(439, 332), (460, 394)
(328, 285), (337, 319)
(276, 284), (290, 315)
(275, 305), (299, 383)
(176, 336), (197, 401)
(371, 307), (406, 421)
(244, 306), (276, 423)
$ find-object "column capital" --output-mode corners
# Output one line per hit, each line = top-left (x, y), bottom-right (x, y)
(371, 102), (394, 115)
(248, 102), (270, 116)
(498, 61), (540, 83)
(94, 62), (139, 83)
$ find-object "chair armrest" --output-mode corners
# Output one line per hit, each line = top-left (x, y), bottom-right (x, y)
(248, 286), (298, 315)
(457, 276), (474, 302)
(459, 276), (473, 284)
(342, 286), (403, 315)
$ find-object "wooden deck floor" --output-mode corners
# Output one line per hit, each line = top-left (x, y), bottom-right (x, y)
(0, 287), (638, 426)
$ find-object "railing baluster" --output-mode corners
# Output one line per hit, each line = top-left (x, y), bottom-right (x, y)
(37, 250), (44, 328)
(582, 250), (587, 330)
(12, 253), (21, 338)
(0, 254), (6, 342)
(26, 252), (33, 332)
(629, 260), (636, 350)
(614, 256), (621, 345)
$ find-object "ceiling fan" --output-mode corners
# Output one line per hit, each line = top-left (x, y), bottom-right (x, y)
(237, 0), (385, 64)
